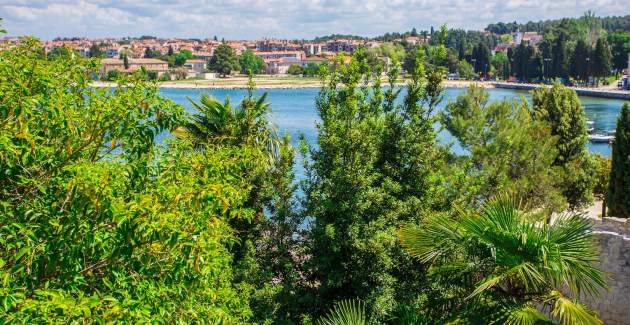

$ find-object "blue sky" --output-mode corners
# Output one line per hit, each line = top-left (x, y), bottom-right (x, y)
(0, 0), (628, 40)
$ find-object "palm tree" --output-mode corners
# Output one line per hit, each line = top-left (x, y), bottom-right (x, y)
(182, 78), (280, 164)
(318, 300), (367, 325)
(398, 197), (606, 324)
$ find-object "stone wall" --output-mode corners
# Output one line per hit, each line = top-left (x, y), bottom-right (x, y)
(582, 217), (630, 325)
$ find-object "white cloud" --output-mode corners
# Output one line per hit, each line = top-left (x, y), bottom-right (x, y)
(0, 0), (628, 39)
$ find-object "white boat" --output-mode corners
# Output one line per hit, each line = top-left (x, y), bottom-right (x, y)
(589, 134), (615, 143)
(587, 121), (595, 134)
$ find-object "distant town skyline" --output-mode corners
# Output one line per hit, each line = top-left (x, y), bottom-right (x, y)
(1, 0), (628, 40)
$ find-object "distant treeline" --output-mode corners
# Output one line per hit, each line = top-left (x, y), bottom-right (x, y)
(486, 13), (630, 34)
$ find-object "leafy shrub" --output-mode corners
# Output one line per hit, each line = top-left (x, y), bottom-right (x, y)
(0, 37), (256, 323)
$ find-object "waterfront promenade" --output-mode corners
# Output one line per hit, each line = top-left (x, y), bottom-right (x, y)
(92, 77), (630, 100)
(494, 82), (630, 100)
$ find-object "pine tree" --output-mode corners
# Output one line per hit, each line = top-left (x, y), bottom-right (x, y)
(607, 103), (630, 218)
(532, 82), (595, 207)
(209, 44), (240, 77)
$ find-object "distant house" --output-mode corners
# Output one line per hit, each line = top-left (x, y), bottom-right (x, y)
(100, 58), (168, 78)
(265, 57), (302, 74)
(184, 59), (207, 74)
(192, 51), (213, 61)
(522, 32), (543, 46)
(326, 39), (358, 53)
(106, 46), (120, 58)
(303, 43), (325, 56)
(493, 44), (510, 54)
(76, 47), (91, 58)
(627, 53), (630, 78)
(255, 51), (305, 61)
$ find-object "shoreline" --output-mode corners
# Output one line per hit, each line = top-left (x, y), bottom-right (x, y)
(90, 79), (630, 100)
(90, 79), (495, 90)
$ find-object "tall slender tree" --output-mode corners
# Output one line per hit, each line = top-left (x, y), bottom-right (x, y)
(551, 30), (570, 79)
(607, 103), (630, 218)
(570, 39), (591, 81)
(592, 37), (612, 81)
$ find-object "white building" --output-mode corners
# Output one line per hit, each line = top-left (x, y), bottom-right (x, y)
(184, 59), (207, 74)
(627, 53), (630, 78)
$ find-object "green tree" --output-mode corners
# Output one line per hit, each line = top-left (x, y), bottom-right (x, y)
(123, 54), (129, 69)
(490, 52), (510, 80)
(180, 49), (193, 59)
(304, 62), (322, 77)
(89, 43), (104, 58)
(551, 30), (570, 79)
(471, 42), (491, 77)
(0, 37), (255, 322)
(287, 64), (304, 75)
(304, 49), (448, 321)
(106, 69), (121, 81)
(442, 85), (565, 211)
(183, 79), (303, 323)
(606, 32), (630, 74)
(210, 43), (240, 77)
(570, 39), (591, 81)
(592, 37), (612, 81)
(173, 52), (188, 66)
(457, 60), (476, 79)
(607, 103), (630, 218)
(47, 46), (74, 60)
(532, 82), (595, 207)
(239, 49), (265, 74)
(399, 197), (606, 324)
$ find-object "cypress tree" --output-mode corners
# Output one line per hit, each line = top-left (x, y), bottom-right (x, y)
(607, 103), (630, 218)
(570, 39), (591, 81)
(592, 38), (612, 80)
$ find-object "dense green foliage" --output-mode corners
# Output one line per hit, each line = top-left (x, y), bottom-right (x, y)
(607, 103), (630, 218)
(239, 49), (266, 74)
(182, 79), (305, 323)
(210, 43), (240, 77)
(0, 23), (611, 323)
(486, 14), (630, 34)
(490, 15), (623, 83)
(606, 32), (630, 72)
(0, 38), (263, 322)
(287, 64), (304, 75)
(442, 85), (565, 211)
(532, 83), (595, 207)
(399, 197), (606, 324)
(318, 300), (367, 325)
(302, 47), (449, 322)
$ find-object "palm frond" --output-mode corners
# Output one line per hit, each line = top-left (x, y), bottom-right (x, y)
(546, 214), (606, 297)
(501, 303), (551, 325)
(398, 214), (461, 263)
(318, 300), (367, 325)
(548, 290), (602, 325)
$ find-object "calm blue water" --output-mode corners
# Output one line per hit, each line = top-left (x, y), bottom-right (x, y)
(161, 87), (628, 162)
